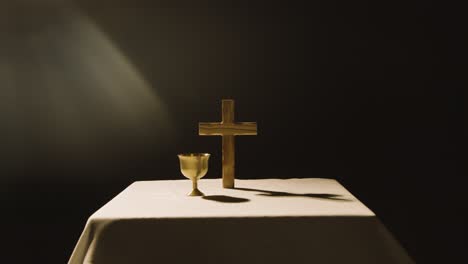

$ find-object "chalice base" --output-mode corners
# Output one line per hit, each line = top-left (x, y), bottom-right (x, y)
(188, 188), (204, 196)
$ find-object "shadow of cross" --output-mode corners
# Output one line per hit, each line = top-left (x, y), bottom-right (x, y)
(199, 99), (257, 189)
(234, 187), (352, 201)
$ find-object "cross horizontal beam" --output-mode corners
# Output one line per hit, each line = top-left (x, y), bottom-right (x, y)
(199, 122), (257, 136)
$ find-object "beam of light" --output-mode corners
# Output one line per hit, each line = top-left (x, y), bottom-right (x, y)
(0, 0), (173, 178)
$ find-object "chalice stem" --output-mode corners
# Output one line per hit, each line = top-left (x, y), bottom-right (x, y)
(189, 178), (204, 196)
(192, 179), (198, 190)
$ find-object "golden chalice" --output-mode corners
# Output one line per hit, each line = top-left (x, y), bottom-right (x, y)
(177, 153), (210, 196)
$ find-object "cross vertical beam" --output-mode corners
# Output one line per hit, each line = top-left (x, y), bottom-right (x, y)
(222, 136), (235, 188)
(221, 100), (235, 188)
(222, 99), (234, 123)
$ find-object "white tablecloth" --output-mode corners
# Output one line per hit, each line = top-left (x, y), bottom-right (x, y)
(69, 178), (413, 264)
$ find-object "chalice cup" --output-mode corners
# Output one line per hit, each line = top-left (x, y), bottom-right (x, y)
(178, 153), (210, 196)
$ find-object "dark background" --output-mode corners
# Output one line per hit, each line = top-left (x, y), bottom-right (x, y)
(0, 0), (464, 263)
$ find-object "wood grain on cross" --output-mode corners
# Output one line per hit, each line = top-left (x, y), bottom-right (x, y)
(199, 99), (257, 188)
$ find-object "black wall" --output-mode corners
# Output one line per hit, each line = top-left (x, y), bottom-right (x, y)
(1, 0), (463, 263)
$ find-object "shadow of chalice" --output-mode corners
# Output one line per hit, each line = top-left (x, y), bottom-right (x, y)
(177, 153), (210, 196)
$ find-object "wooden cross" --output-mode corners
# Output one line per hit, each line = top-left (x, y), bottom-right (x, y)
(199, 99), (257, 188)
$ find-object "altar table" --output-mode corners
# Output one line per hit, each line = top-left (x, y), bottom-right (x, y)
(69, 178), (413, 264)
